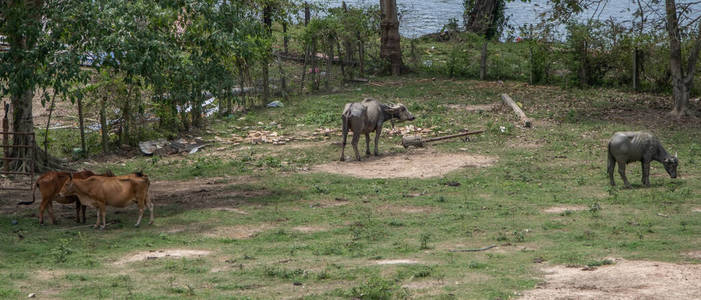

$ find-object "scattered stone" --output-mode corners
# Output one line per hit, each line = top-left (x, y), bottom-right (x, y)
(27, 293), (36, 298)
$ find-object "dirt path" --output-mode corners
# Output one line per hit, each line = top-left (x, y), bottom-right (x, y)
(520, 259), (701, 299)
(314, 148), (496, 179)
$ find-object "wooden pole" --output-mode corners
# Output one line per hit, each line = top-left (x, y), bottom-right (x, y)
(501, 93), (532, 128)
(3, 102), (9, 172)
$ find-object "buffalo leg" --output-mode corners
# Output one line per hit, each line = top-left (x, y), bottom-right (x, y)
(617, 161), (631, 188)
(340, 130), (348, 162)
(351, 132), (361, 161)
(365, 133), (371, 156)
(642, 161), (650, 187)
(374, 126), (382, 156)
(607, 153), (616, 186)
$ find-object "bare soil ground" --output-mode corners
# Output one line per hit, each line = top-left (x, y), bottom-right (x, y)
(520, 259), (701, 300)
(113, 249), (212, 265)
(314, 149), (496, 179)
(543, 205), (588, 214)
(442, 103), (498, 112)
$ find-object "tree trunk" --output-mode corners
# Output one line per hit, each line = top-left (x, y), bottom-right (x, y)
(237, 61), (247, 108)
(100, 96), (108, 153)
(262, 5), (272, 103)
(665, 0), (701, 117)
(633, 48), (639, 91)
(283, 22), (289, 55)
(480, 40), (488, 80)
(77, 96), (86, 156)
(10, 90), (34, 171)
(43, 91), (56, 162)
(121, 86), (132, 145)
(311, 39), (319, 91)
(7, 0), (43, 171)
(325, 39), (333, 91)
(358, 40), (365, 77)
(380, 0), (403, 75)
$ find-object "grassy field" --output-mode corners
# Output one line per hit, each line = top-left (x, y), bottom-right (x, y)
(1, 76), (700, 299)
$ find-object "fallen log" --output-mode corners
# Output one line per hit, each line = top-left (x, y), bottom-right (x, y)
(402, 130), (484, 148)
(501, 93), (532, 128)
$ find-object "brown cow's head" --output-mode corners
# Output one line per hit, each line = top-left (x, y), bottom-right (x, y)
(387, 103), (415, 121)
(58, 173), (78, 198)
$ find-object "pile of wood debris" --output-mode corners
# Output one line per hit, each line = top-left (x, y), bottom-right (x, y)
(387, 125), (434, 136)
(231, 130), (293, 145)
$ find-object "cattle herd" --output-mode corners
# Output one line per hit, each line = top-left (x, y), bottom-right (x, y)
(13, 99), (680, 231)
(19, 169), (153, 229)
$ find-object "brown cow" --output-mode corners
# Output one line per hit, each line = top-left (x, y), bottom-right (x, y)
(59, 172), (153, 229)
(18, 170), (113, 225)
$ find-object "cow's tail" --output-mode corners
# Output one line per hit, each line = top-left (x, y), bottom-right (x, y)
(17, 180), (38, 205)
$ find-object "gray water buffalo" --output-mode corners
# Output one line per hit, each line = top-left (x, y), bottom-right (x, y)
(607, 131), (678, 188)
(340, 98), (415, 161)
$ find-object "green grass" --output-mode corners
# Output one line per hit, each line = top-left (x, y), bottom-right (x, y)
(2, 76), (700, 299)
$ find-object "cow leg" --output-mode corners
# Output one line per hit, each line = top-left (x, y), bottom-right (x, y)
(135, 205), (144, 228)
(93, 207), (101, 229)
(617, 161), (631, 188)
(147, 197), (154, 225)
(642, 161), (651, 187)
(607, 153), (616, 186)
(100, 205), (107, 230)
(365, 133), (371, 156)
(80, 204), (87, 224)
(351, 132), (361, 161)
(47, 202), (57, 225)
(374, 126), (382, 156)
(39, 199), (48, 225)
(74, 200), (81, 223)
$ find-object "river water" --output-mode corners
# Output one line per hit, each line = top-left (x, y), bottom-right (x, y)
(310, 0), (645, 38)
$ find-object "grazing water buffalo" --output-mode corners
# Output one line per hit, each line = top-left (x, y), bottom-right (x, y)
(607, 131), (678, 188)
(340, 98), (415, 161)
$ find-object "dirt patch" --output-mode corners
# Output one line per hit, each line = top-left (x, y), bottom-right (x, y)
(543, 205), (588, 214)
(402, 280), (444, 290)
(114, 249), (211, 265)
(315, 149), (496, 179)
(443, 103), (497, 112)
(210, 207), (248, 214)
(378, 204), (435, 214)
(376, 259), (420, 265)
(292, 225), (328, 233)
(686, 251), (701, 259)
(204, 224), (272, 239)
(693, 207), (701, 213)
(520, 259), (701, 300)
